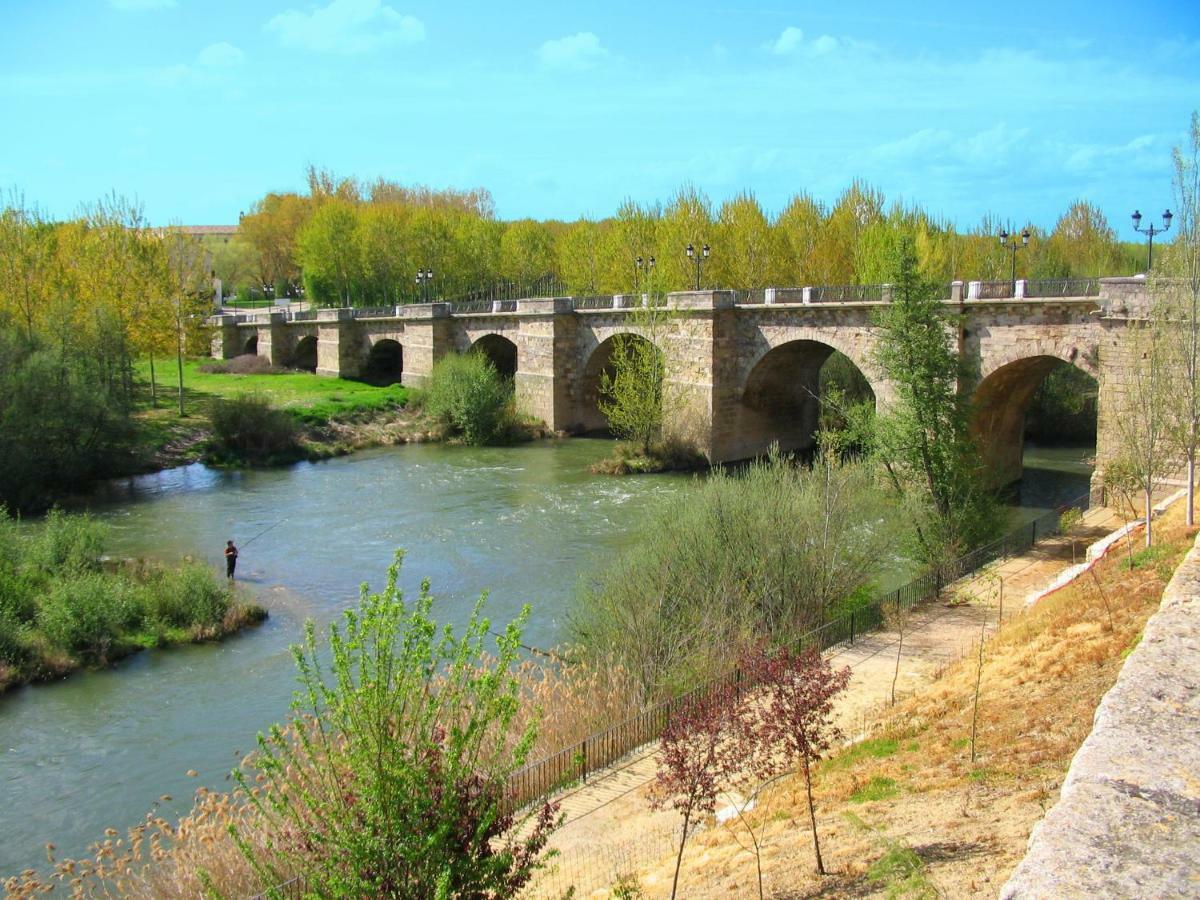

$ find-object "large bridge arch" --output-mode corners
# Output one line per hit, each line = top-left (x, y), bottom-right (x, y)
(291, 335), (318, 372)
(971, 349), (1099, 488)
(725, 337), (879, 460)
(242, 334), (259, 356)
(469, 333), (518, 379)
(579, 332), (664, 433)
(363, 338), (403, 384)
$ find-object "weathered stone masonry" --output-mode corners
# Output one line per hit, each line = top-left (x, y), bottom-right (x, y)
(211, 277), (1152, 493)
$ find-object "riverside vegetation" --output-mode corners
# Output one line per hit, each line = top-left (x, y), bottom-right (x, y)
(0, 508), (264, 693)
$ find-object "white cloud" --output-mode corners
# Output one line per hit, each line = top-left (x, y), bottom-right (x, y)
(537, 32), (609, 70)
(197, 42), (245, 68)
(769, 26), (803, 55)
(109, 0), (176, 9)
(811, 35), (839, 56)
(266, 0), (425, 54)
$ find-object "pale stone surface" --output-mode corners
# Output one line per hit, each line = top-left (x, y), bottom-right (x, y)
(1000, 530), (1200, 899)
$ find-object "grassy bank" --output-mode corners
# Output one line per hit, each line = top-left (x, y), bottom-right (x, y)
(632, 503), (1194, 897)
(0, 508), (266, 694)
(129, 358), (416, 470)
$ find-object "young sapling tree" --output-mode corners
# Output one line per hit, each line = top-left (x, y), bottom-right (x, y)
(740, 646), (851, 876)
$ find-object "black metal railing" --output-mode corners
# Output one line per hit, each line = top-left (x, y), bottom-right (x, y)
(1023, 278), (1100, 298)
(573, 295), (619, 310)
(809, 284), (886, 303)
(973, 280), (1016, 300)
(442, 273), (566, 307)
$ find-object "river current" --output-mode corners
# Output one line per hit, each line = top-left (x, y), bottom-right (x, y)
(0, 439), (1091, 873)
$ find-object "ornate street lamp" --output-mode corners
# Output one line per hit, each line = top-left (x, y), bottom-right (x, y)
(415, 267), (434, 303)
(1131, 209), (1173, 271)
(634, 254), (655, 291)
(686, 243), (711, 290)
(998, 228), (1030, 293)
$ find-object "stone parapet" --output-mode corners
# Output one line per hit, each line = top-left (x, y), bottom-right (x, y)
(1001, 530), (1200, 899)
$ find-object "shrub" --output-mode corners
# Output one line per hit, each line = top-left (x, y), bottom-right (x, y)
(233, 553), (558, 896)
(423, 352), (514, 445)
(572, 450), (901, 698)
(198, 355), (284, 375)
(24, 508), (105, 575)
(141, 562), (231, 630)
(207, 394), (302, 465)
(36, 573), (138, 659)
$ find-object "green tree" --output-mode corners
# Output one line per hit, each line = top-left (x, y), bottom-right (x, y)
(715, 192), (776, 289)
(598, 275), (674, 455)
(500, 219), (556, 285)
(297, 200), (363, 306)
(234, 555), (559, 897)
(774, 192), (828, 285)
(871, 235), (1000, 565)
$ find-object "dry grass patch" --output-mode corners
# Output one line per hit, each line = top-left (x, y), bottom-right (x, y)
(629, 505), (1194, 899)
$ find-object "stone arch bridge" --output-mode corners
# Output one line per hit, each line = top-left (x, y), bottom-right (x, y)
(212, 277), (1151, 492)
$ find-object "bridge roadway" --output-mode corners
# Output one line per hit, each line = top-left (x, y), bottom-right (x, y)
(210, 276), (1153, 491)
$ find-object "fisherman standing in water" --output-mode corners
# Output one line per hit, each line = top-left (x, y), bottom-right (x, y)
(224, 540), (239, 580)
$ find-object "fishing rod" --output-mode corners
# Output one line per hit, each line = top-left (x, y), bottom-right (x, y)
(241, 517), (287, 548)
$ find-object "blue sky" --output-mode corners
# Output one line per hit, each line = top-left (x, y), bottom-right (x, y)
(1, 0), (1197, 231)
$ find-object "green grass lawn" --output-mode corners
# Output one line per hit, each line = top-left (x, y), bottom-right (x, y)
(130, 359), (410, 465)
(136, 359), (407, 418)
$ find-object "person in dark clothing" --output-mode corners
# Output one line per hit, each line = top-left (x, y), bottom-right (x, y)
(224, 540), (239, 580)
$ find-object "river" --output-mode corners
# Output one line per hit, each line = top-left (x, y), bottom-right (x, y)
(0, 439), (1092, 874)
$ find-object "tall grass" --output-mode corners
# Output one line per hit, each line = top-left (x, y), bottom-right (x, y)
(572, 450), (905, 699)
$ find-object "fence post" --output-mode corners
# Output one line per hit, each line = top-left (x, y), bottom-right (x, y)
(582, 738), (588, 783)
(850, 609), (855, 645)
(1032, 519), (1037, 546)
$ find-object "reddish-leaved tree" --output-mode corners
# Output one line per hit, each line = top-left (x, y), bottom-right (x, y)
(651, 682), (744, 899)
(741, 646), (850, 875)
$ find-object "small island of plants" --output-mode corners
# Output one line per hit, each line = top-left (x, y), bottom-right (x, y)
(0, 508), (265, 693)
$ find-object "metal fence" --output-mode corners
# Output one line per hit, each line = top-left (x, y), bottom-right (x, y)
(572, 295), (619, 310)
(503, 491), (1090, 811)
(974, 280), (1016, 300)
(809, 283), (886, 303)
(442, 274), (567, 307)
(1024, 277), (1101, 298)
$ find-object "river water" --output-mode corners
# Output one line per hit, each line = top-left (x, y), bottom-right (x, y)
(0, 439), (1091, 874)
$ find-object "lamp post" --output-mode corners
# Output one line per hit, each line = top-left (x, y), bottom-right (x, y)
(634, 255), (655, 291)
(1131, 209), (1173, 271)
(998, 228), (1030, 293)
(415, 267), (434, 303)
(686, 243), (710, 290)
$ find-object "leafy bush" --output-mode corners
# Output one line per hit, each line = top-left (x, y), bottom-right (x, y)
(233, 553), (558, 896)
(423, 352), (514, 445)
(0, 323), (133, 512)
(36, 574), (138, 659)
(207, 394), (302, 465)
(140, 562), (231, 630)
(24, 508), (105, 575)
(572, 451), (902, 698)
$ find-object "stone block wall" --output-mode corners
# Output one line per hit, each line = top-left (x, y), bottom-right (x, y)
(1000, 529), (1200, 898)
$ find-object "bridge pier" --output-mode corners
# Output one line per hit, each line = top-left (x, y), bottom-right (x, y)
(313, 308), (363, 378)
(210, 315), (241, 359)
(397, 303), (451, 387)
(513, 298), (578, 431)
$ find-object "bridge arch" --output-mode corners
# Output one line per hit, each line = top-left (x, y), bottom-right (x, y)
(729, 338), (879, 460)
(242, 334), (258, 356)
(579, 332), (664, 433)
(364, 338), (403, 384)
(291, 335), (318, 372)
(469, 333), (518, 379)
(970, 350), (1098, 488)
